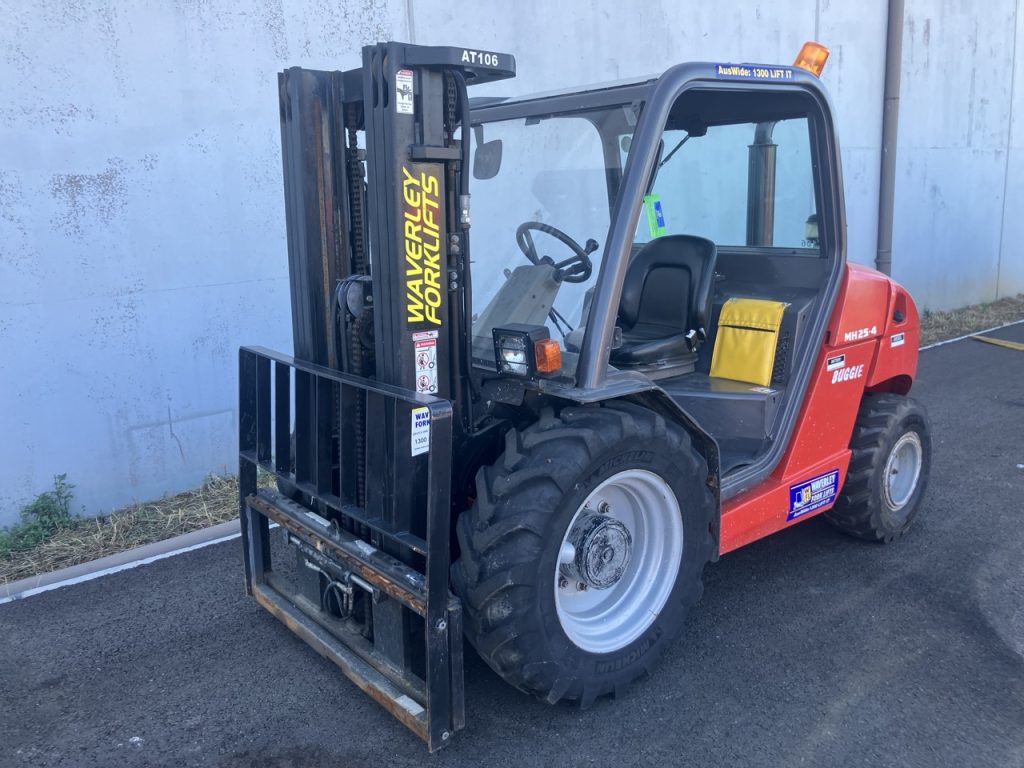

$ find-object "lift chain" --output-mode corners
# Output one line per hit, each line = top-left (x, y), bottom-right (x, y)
(344, 104), (369, 509)
(445, 72), (457, 137)
(346, 105), (368, 277)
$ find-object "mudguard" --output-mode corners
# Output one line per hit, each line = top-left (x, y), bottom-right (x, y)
(719, 264), (921, 553)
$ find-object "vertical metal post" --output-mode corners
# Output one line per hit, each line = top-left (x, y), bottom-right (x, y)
(293, 370), (315, 488)
(256, 357), (271, 464)
(575, 74), (677, 390)
(315, 377), (334, 496)
(337, 384), (358, 505)
(747, 121), (778, 247)
(274, 362), (291, 476)
(239, 349), (258, 594)
(239, 461), (257, 595)
(876, 0), (905, 276)
(245, 500), (270, 588)
(423, 403), (454, 748)
(363, 43), (450, 398)
(361, 43), (454, 677)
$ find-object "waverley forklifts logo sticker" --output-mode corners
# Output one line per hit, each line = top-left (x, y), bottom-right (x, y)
(402, 164), (443, 327)
(410, 406), (431, 456)
(788, 469), (839, 521)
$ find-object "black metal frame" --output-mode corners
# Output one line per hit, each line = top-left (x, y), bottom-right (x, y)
(238, 345), (461, 751)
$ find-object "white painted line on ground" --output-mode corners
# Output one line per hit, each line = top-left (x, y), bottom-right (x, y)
(919, 318), (1024, 351)
(0, 530), (242, 606)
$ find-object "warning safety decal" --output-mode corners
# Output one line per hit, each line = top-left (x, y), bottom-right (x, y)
(413, 330), (439, 394)
(788, 469), (840, 521)
(395, 69), (414, 115)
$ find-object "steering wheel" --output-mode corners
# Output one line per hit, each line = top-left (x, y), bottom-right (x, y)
(515, 221), (597, 284)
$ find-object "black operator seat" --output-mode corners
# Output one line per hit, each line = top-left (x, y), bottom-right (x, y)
(610, 235), (718, 368)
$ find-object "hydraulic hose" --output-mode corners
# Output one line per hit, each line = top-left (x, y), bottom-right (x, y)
(453, 70), (477, 430)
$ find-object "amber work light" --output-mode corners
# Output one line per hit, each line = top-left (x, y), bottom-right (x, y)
(533, 338), (562, 374)
(793, 41), (830, 77)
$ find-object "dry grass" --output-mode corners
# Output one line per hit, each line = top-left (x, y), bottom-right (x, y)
(0, 474), (242, 585)
(920, 294), (1024, 346)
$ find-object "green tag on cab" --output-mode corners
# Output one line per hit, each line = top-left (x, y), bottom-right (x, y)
(643, 194), (667, 237)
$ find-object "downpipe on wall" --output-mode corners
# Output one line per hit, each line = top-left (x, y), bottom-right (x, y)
(876, 0), (904, 276)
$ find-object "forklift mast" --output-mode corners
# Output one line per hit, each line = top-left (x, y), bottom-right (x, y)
(281, 43), (514, 397)
(239, 43), (514, 751)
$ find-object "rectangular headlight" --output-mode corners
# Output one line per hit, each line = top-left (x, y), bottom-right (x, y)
(492, 324), (555, 377)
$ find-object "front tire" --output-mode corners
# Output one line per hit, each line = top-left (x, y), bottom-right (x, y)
(452, 402), (715, 707)
(826, 392), (932, 542)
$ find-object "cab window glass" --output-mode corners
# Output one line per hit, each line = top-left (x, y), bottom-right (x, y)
(634, 116), (818, 251)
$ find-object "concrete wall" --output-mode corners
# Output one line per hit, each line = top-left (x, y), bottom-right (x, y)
(892, 0), (1023, 309)
(0, 1), (411, 523)
(0, 0), (1019, 523)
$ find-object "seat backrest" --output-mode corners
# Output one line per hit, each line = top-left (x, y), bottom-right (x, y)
(618, 235), (718, 333)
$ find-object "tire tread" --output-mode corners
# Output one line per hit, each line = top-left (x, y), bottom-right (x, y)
(826, 392), (930, 543)
(452, 402), (715, 704)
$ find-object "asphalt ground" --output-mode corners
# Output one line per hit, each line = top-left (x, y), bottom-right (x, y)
(3, 326), (1024, 768)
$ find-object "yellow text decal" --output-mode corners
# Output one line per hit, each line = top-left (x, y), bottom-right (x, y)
(402, 165), (443, 326)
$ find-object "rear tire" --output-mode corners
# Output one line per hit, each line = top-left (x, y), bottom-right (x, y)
(451, 402), (715, 707)
(826, 392), (931, 543)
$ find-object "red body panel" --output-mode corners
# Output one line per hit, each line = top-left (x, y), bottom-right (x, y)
(718, 264), (920, 554)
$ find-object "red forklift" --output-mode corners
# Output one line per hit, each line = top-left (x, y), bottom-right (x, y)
(238, 41), (930, 750)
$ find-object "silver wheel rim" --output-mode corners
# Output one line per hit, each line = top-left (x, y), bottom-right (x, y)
(554, 469), (683, 654)
(882, 431), (923, 512)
